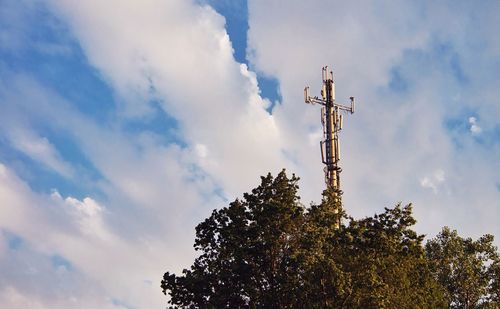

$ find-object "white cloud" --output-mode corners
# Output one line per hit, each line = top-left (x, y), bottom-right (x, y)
(51, 192), (110, 241)
(7, 129), (74, 178)
(434, 169), (445, 183)
(0, 0), (293, 304)
(0, 157), (202, 308)
(46, 0), (289, 199)
(195, 143), (209, 159)
(0, 287), (46, 309)
(468, 116), (482, 135)
(0, 285), (123, 309)
(420, 169), (445, 194)
(0, 73), (225, 308)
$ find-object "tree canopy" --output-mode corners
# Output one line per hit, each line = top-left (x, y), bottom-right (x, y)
(161, 170), (499, 308)
(426, 227), (500, 308)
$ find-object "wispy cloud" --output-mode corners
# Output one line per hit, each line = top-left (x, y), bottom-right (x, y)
(5, 129), (75, 178)
(420, 169), (446, 194)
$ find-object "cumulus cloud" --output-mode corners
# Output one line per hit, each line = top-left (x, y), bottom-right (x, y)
(0, 0), (292, 306)
(0, 74), (223, 308)
(0, 154), (202, 308)
(51, 191), (110, 241)
(46, 0), (289, 199)
(468, 116), (482, 135)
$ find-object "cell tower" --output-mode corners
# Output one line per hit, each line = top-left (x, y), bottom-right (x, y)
(304, 66), (355, 205)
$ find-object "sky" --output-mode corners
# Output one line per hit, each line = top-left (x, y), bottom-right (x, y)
(0, 0), (499, 308)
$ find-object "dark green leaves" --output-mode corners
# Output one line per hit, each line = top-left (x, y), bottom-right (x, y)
(162, 170), (305, 308)
(161, 171), (498, 309)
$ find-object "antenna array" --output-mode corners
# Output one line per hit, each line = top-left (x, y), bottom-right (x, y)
(304, 66), (355, 203)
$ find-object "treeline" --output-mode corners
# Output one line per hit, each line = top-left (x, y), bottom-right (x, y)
(162, 170), (500, 308)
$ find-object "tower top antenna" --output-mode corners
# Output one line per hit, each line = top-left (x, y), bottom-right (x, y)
(304, 66), (355, 212)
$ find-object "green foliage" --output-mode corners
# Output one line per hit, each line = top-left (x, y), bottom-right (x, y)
(162, 170), (305, 308)
(300, 197), (446, 308)
(426, 227), (500, 308)
(335, 204), (447, 308)
(161, 170), (498, 308)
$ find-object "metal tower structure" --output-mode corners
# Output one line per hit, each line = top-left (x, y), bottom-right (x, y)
(304, 66), (355, 203)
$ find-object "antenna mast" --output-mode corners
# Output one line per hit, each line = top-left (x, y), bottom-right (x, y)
(304, 66), (355, 205)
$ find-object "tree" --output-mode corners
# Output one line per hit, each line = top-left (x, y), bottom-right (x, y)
(426, 227), (500, 308)
(161, 170), (306, 308)
(301, 192), (446, 308)
(331, 204), (447, 308)
(162, 170), (452, 308)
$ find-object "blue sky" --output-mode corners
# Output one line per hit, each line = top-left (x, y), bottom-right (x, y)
(0, 0), (499, 308)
